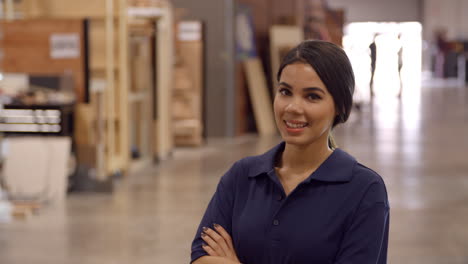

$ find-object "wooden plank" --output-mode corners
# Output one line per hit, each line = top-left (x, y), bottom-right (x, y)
(39, 0), (119, 18)
(18, 0), (45, 18)
(74, 103), (95, 146)
(89, 19), (120, 71)
(74, 101), (97, 169)
(243, 58), (276, 136)
(130, 35), (152, 92)
(141, 89), (153, 157)
(94, 88), (106, 179)
(5, 0), (14, 20)
(0, 19), (87, 103)
(153, 120), (159, 158)
(156, 7), (174, 159)
(269, 25), (303, 92)
(118, 0), (130, 170)
(104, 0), (116, 178)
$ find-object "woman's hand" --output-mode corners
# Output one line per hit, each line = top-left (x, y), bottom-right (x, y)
(201, 224), (241, 263)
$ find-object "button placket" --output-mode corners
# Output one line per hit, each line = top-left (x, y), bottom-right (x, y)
(272, 191), (286, 229)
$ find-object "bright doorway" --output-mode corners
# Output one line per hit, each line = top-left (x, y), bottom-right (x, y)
(343, 22), (422, 103)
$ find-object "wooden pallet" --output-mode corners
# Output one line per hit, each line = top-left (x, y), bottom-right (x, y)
(11, 200), (42, 220)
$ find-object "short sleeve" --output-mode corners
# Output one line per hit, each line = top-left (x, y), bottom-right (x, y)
(334, 180), (390, 264)
(190, 161), (240, 263)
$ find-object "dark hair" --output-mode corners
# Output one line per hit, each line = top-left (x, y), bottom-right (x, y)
(277, 40), (355, 128)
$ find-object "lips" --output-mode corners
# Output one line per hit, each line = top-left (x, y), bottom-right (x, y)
(284, 120), (309, 129)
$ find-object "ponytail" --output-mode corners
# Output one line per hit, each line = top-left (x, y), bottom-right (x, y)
(328, 133), (337, 150)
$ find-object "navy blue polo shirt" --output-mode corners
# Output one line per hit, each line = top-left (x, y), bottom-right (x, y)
(191, 142), (390, 264)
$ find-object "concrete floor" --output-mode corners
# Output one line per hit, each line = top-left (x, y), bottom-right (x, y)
(1, 84), (468, 263)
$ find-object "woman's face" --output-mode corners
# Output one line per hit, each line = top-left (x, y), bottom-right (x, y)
(274, 63), (337, 147)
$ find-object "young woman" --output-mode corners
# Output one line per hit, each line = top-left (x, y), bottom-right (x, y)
(191, 40), (390, 264)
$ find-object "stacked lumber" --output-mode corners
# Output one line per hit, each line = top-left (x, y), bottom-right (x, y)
(172, 65), (203, 146)
(172, 21), (204, 147)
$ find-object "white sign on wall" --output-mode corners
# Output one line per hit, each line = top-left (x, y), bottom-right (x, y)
(178, 22), (202, 41)
(50, 33), (80, 59)
(128, 7), (164, 18)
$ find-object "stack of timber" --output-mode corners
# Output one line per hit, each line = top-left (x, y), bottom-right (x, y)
(172, 21), (204, 146)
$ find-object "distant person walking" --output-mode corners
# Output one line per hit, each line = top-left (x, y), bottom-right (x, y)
(397, 34), (403, 98)
(369, 34), (378, 98)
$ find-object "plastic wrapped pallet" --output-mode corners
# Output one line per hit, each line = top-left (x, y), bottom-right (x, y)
(2, 137), (71, 203)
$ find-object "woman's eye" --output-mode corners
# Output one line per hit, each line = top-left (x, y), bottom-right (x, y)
(307, 94), (321, 100)
(278, 88), (291, 96)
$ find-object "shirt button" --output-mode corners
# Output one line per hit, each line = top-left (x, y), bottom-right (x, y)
(273, 219), (280, 226)
(277, 195), (283, 201)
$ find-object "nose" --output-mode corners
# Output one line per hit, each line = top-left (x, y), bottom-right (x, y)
(285, 100), (304, 114)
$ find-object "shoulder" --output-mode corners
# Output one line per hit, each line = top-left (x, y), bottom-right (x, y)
(352, 163), (385, 186)
(335, 149), (383, 185)
(351, 163), (389, 207)
(337, 149), (388, 206)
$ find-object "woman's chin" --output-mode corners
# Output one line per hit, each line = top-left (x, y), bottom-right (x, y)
(282, 135), (308, 146)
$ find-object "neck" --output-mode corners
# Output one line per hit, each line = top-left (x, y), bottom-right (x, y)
(278, 140), (333, 176)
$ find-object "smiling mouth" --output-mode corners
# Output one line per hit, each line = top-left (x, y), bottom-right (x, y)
(284, 120), (309, 129)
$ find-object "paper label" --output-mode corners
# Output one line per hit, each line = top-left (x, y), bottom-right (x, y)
(178, 22), (202, 41)
(50, 33), (81, 59)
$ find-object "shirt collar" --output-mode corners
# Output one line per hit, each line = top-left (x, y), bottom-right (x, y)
(247, 142), (285, 178)
(248, 142), (356, 183)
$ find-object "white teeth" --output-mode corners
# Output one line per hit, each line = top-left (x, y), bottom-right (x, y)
(285, 121), (307, 128)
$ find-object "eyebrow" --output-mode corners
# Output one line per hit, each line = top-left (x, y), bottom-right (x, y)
(278, 82), (326, 95)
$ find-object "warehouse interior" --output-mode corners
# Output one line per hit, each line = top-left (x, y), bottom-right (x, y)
(0, 0), (468, 263)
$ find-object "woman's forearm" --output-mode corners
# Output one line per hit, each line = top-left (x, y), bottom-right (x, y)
(193, 256), (241, 264)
